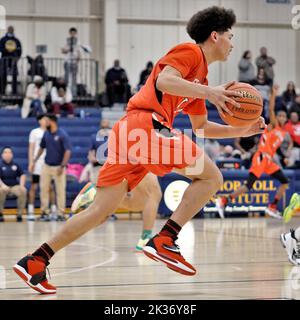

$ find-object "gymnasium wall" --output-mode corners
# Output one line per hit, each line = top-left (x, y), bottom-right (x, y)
(118, 0), (298, 88)
(0, 0), (298, 90)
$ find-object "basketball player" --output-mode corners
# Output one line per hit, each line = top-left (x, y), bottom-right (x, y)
(13, 6), (265, 294)
(216, 85), (290, 219)
(71, 172), (162, 251)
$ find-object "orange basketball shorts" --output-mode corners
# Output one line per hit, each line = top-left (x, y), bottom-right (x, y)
(97, 110), (202, 191)
(249, 151), (280, 178)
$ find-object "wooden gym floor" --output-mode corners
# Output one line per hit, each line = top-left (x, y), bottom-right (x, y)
(0, 216), (300, 300)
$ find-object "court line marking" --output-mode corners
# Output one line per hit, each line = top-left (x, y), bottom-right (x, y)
(3, 276), (296, 291)
(3, 241), (118, 287)
(0, 259), (290, 271)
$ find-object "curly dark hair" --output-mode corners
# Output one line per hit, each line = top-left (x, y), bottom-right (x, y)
(187, 6), (236, 44)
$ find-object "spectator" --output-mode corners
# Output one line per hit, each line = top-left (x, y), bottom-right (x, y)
(0, 147), (27, 222)
(0, 26), (22, 95)
(31, 114), (72, 221)
(138, 61), (153, 88)
(284, 111), (300, 167)
(218, 145), (241, 161)
(105, 59), (131, 106)
(80, 119), (111, 184)
(289, 95), (300, 118)
(51, 78), (75, 118)
(27, 114), (56, 221)
(281, 81), (297, 112)
(271, 110), (293, 168)
(27, 54), (48, 82)
(251, 68), (272, 120)
(234, 135), (260, 169)
(255, 47), (276, 85)
(204, 139), (222, 162)
(238, 50), (255, 83)
(22, 76), (47, 119)
(62, 27), (81, 97)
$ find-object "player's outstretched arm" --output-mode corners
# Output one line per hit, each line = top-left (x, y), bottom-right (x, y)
(269, 84), (279, 127)
(189, 114), (265, 139)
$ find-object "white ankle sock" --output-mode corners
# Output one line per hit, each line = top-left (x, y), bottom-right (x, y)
(294, 227), (300, 241)
(28, 204), (34, 214)
(51, 205), (57, 213)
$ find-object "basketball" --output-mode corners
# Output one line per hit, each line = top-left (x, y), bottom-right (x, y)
(219, 82), (263, 127)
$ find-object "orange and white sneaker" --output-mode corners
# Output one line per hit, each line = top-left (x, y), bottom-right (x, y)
(13, 255), (56, 294)
(265, 204), (282, 220)
(143, 235), (196, 276)
(71, 182), (96, 213)
(215, 196), (229, 219)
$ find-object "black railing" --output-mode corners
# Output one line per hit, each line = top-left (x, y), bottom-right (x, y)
(0, 56), (99, 105)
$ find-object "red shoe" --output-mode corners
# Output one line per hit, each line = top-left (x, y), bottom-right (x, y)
(13, 255), (56, 294)
(143, 235), (196, 276)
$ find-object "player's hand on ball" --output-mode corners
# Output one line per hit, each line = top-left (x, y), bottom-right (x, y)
(207, 81), (242, 117)
(241, 117), (266, 137)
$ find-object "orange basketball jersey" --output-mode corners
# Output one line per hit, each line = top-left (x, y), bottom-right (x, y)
(257, 126), (287, 157)
(126, 42), (208, 127)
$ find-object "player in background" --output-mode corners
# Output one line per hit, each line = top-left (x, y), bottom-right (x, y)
(71, 172), (162, 251)
(216, 85), (290, 219)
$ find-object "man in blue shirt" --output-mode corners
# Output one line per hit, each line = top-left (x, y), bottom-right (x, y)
(86, 119), (110, 184)
(0, 147), (27, 222)
(31, 114), (71, 221)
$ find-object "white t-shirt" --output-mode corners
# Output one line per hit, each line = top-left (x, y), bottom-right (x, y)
(29, 127), (46, 175)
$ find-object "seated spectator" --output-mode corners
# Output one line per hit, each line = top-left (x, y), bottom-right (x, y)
(27, 54), (48, 82)
(251, 68), (272, 120)
(0, 147), (27, 222)
(21, 76), (47, 119)
(271, 110), (293, 168)
(238, 50), (255, 83)
(138, 61), (153, 88)
(284, 112), (300, 167)
(281, 81), (297, 112)
(105, 60), (131, 106)
(80, 119), (111, 184)
(289, 95), (300, 118)
(217, 145), (241, 161)
(50, 78), (75, 118)
(234, 135), (259, 169)
(204, 139), (222, 162)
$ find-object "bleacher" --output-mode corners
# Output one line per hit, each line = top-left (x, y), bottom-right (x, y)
(2, 103), (298, 215)
(0, 103), (242, 210)
(0, 107), (102, 209)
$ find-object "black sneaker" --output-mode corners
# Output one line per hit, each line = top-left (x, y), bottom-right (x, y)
(0, 213), (4, 222)
(13, 255), (56, 294)
(56, 215), (66, 222)
(109, 214), (118, 221)
(16, 215), (23, 222)
(39, 213), (51, 222)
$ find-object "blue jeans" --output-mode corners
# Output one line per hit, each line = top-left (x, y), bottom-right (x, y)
(30, 99), (44, 117)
